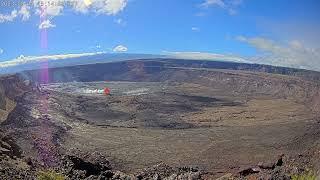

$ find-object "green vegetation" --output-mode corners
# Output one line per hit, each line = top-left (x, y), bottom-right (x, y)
(292, 171), (317, 180)
(37, 170), (66, 180)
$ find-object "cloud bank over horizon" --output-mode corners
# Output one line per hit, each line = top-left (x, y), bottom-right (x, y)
(1, 49), (319, 72)
(0, 52), (105, 68)
(236, 36), (320, 71)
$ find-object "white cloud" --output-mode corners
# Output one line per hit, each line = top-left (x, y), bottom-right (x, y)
(228, 8), (237, 15)
(1, 0), (128, 25)
(0, 10), (18, 23)
(201, 0), (226, 8)
(191, 27), (200, 31)
(236, 36), (320, 71)
(96, 0), (127, 15)
(200, 0), (243, 15)
(0, 4), (31, 23)
(165, 51), (248, 63)
(0, 52), (105, 68)
(115, 18), (126, 26)
(115, 18), (122, 24)
(19, 4), (31, 21)
(72, 0), (91, 14)
(0, 48), (3, 54)
(68, 0), (128, 15)
(33, 0), (64, 17)
(113, 45), (128, 52)
(45, 5), (64, 17)
(39, 20), (56, 29)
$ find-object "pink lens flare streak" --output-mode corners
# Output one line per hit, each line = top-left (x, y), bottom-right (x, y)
(36, 7), (59, 167)
(40, 8), (49, 85)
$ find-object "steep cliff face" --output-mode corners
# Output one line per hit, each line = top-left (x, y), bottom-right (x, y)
(0, 75), (29, 122)
(0, 88), (6, 110)
(187, 69), (320, 115)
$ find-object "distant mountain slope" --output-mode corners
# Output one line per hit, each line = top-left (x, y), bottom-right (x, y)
(2, 53), (320, 83)
(0, 53), (165, 74)
(20, 58), (320, 83)
(158, 59), (320, 82)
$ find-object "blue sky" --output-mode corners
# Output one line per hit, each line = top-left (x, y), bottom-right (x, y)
(1, 0), (320, 71)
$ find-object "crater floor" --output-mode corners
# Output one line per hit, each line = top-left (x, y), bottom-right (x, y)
(36, 81), (319, 175)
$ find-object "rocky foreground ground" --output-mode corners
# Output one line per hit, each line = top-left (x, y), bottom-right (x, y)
(1, 128), (320, 180)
